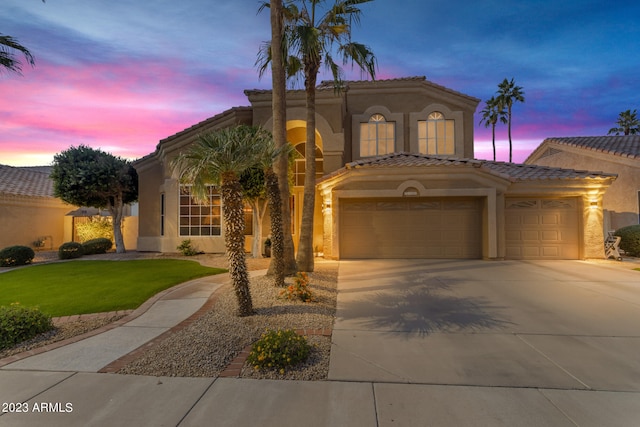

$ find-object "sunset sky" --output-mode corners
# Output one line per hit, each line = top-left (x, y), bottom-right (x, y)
(3, 0), (639, 166)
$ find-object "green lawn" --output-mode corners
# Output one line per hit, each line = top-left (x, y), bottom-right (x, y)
(0, 259), (226, 317)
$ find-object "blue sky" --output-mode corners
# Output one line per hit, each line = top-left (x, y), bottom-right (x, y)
(2, 0), (639, 165)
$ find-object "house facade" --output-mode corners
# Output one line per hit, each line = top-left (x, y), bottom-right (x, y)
(134, 77), (615, 260)
(0, 164), (138, 251)
(0, 165), (71, 250)
(525, 136), (640, 232)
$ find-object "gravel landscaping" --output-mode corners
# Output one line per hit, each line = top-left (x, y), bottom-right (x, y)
(1, 252), (338, 381)
(119, 261), (338, 380)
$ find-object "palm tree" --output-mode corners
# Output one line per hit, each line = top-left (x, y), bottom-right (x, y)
(479, 96), (507, 161)
(250, 129), (290, 287)
(261, 0), (298, 276)
(260, 0), (377, 272)
(0, 34), (35, 74)
(608, 109), (640, 135)
(172, 126), (269, 316)
(496, 78), (525, 162)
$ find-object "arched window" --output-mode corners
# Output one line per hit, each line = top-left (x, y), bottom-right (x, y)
(293, 143), (324, 187)
(360, 114), (395, 157)
(418, 111), (455, 155)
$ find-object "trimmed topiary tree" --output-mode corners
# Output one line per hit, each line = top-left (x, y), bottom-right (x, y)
(58, 242), (84, 260)
(0, 245), (35, 267)
(614, 225), (640, 257)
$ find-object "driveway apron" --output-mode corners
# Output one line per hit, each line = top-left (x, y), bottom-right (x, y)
(329, 259), (640, 392)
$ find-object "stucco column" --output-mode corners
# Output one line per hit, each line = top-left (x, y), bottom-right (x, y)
(321, 190), (333, 259)
(582, 194), (605, 259)
(495, 192), (506, 259)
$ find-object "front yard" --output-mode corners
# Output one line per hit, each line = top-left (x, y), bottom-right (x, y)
(0, 259), (225, 317)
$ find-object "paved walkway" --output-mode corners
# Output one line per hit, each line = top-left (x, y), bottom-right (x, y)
(1, 259), (640, 426)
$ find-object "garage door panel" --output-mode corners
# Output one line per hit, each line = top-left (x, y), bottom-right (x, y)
(340, 197), (481, 259)
(542, 247), (560, 257)
(506, 198), (579, 260)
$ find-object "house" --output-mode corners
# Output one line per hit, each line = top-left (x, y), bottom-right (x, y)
(525, 136), (640, 233)
(134, 77), (616, 260)
(0, 164), (139, 251)
(0, 164), (71, 250)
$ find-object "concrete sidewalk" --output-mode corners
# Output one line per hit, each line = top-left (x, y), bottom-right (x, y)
(0, 270), (240, 372)
(1, 259), (640, 426)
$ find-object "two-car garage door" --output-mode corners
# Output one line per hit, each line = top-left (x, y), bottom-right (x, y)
(339, 197), (581, 260)
(340, 197), (482, 259)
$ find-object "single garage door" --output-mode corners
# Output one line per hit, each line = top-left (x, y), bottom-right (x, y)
(340, 197), (482, 259)
(505, 198), (580, 259)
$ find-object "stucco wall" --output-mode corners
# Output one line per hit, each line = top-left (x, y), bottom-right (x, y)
(527, 146), (638, 231)
(0, 196), (71, 250)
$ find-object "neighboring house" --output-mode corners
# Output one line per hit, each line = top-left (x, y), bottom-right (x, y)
(135, 77), (616, 260)
(525, 136), (640, 232)
(0, 164), (139, 250)
(0, 164), (71, 250)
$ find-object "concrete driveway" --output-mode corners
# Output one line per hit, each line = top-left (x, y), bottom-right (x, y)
(329, 259), (640, 424)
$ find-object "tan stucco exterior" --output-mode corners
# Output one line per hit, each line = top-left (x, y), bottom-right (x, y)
(134, 77), (615, 260)
(0, 194), (71, 250)
(526, 138), (640, 231)
(0, 163), (139, 252)
(317, 156), (615, 260)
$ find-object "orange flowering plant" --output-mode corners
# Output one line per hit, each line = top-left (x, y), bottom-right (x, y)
(279, 272), (315, 302)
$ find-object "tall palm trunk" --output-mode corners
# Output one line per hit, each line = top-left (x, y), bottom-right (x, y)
(507, 106), (513, 162)
(221, 172), (253, 316)
(270, 0), (298, 275)
(296, 63), (320, 272)
(265, 168), (285, 286)
(491, 123), (496, 161)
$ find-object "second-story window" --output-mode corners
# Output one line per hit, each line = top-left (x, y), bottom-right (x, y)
(418, 112), (455, 155)
(360, 114), (395, 157)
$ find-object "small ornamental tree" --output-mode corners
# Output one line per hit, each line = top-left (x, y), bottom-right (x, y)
(240, 167), (269, 259)
(51, 145), (138, 254)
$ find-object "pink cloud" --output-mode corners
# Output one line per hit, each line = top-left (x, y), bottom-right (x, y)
(0, 57), (253, 165)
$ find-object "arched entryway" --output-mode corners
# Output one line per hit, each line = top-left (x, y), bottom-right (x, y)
(286, 120), (325, 253)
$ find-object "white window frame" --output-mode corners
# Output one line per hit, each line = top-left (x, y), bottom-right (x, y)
(410, 105), (464, 157)
(352, 106), (403, 160)
(178, 185), (221, 237)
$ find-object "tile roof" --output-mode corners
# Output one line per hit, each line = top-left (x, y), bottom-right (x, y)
(532, 135), (640, 160)
(247, 76), (480, 104)
(0, 164), (55, 198)
(320, 152), (616, 183)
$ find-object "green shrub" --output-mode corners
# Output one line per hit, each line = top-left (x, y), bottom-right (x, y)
(247, 329), (311, 372)
(58, 242), (84, 260)
(279, 272), (315, 302)
(75, 217), (114, 242)
(82, 238), (113, 255)
(177, 239), (203, 256)
(614, 225), (640, 257)
(0, 303), (53, 350)
(0, 245), (35, 267)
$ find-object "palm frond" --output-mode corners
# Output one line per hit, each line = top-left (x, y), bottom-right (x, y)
(0, 34), (35, 74)
(338, 41), (376, 79)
